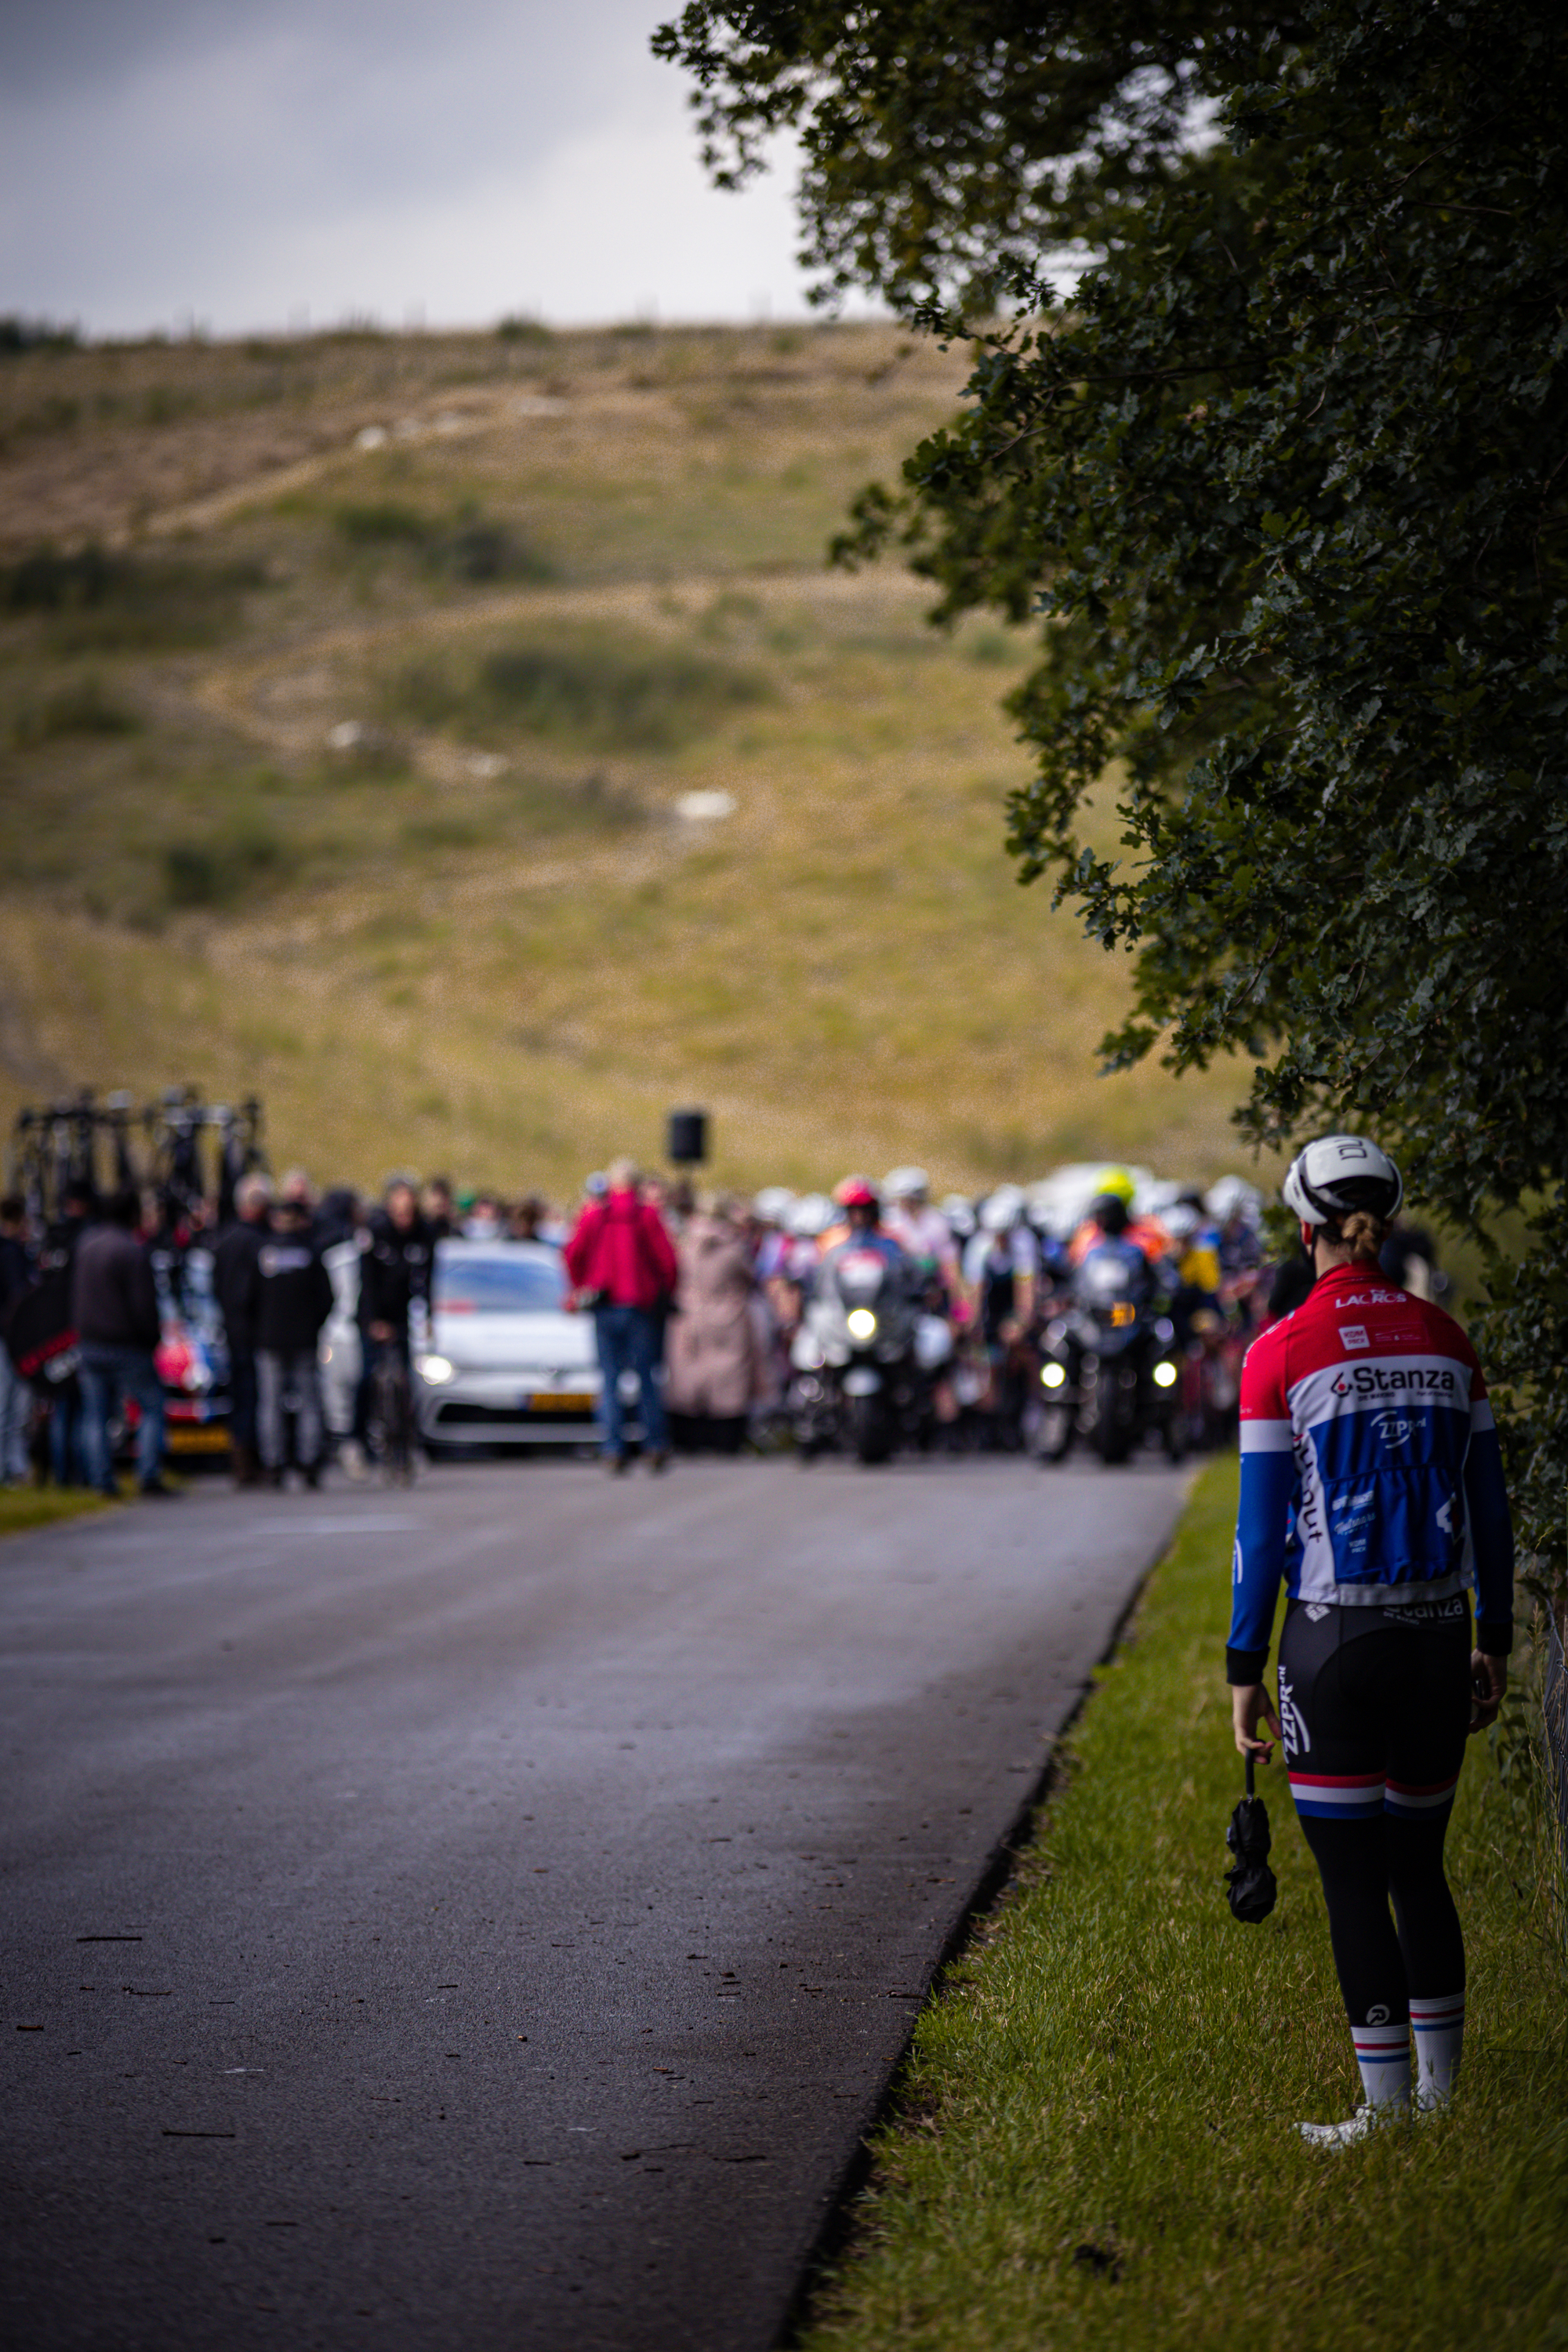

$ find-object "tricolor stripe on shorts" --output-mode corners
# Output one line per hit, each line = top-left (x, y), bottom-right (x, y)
(1288, 1771), (1385, 1820)
(1385, 1773), (1460, 1817)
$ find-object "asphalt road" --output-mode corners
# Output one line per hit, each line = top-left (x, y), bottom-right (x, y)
(1, 1455), (1186, 2352)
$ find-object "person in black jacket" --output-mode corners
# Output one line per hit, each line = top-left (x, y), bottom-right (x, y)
(29, 1178), (96, 1486)
(213, 1172), (272, 1487)
(73, 1189), (171, 1497)
(255, 1199), (335, 1489)
(0, 1195), (34, 1483)
(351, 1178), (431, 1465)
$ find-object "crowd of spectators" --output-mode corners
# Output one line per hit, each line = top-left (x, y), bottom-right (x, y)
(0, 1154), (1445, 1496)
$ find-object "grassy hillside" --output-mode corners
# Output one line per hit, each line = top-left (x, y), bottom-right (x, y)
(0, 321), (1265, 1201)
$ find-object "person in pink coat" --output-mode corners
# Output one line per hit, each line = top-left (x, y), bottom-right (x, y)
(564, 1159), (678, 1472)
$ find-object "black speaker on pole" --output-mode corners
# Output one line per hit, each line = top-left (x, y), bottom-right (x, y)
(667, 1109), (708, 1166)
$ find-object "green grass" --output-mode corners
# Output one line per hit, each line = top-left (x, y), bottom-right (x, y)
(0, 1486), (116, 1540)
(800, 1456), (1568, 2352)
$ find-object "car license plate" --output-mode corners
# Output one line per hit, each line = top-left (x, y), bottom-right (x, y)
(166, 1425), (231, 1453)
(524, 1392), (590, 1413)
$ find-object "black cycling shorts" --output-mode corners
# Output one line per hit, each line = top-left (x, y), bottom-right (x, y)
(1276, 1596), (1471, 1830)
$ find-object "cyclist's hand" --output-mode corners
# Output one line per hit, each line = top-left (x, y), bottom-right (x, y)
(1232, 1682), (1281, 1762)
(1468, 1650), (1508, 1735)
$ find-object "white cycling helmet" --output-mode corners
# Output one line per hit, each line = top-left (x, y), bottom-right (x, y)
(1282, 1134), (1403, 1229)
(1206, 1174), (1262, 1225)
(787, 1191), (834, 1239)
(752, 1185), (795, 1225)
(884, 1166), (930, 1200)
(980, 1184), (1026, 1232)
(940, 1192), (976, 1238)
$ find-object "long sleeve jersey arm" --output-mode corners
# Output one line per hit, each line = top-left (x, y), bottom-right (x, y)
(1228, 1334), (1295, 1685)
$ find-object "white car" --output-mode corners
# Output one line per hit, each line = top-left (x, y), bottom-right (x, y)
(414, 1240), (600, 1452)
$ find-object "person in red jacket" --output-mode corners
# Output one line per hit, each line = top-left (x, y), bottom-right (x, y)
(564, 1159), (678, 1472)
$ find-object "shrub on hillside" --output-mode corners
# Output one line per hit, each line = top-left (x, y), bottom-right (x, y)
(390, 626), (771, 754)
(477, 637), (770, 752)
(331, 501), (554, 585)
(1, 544), (267, 651)
(10, 674), (136, 746)
(162, 819), (294, 910)
(0, 316), (79, 357)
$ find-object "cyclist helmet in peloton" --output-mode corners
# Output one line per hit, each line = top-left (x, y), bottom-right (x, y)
(836, 1175), (880, 1210)
(980, 1185), (1026, 1232)
(1281, 1134), (1403, 1230)
(1095, 1164), (1138, 1207)
(787, 1192), (835, 1238)
(1087, 1192), (1131, 1236)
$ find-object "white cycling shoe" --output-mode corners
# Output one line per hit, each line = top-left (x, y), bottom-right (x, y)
(1298, 2101), (1406, 2150)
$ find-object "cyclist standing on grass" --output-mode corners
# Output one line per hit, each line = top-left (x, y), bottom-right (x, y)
(1228, 1136), (1515, 2147)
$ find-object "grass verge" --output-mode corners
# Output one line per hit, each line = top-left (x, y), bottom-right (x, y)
(0, 1485), (116, 1541)
(800, 1455), (1568, 2352)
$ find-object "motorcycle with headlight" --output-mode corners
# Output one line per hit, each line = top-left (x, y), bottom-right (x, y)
(789, 1241), (949, 1463)
(1029, 1240), (1185, 1465)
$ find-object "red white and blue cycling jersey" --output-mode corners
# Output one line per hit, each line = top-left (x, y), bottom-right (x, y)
(1227, 1262), (1514, 1682)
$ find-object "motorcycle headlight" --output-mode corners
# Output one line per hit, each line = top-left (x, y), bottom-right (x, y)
(1152, 1359), (1178, 1388)
(845, 1308), (877, 1341)
(1040, 1360), (1067, 1389)
(418, 1354), (456, 1385)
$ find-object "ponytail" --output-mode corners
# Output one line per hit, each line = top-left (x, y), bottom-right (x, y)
(1336, 1207), (1390, 1262)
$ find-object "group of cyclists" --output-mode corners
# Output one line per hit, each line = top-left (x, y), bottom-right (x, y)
(0, 1149), (1447, 1485)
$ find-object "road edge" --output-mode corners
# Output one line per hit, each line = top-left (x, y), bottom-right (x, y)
(773, 1465), (1199, 2349)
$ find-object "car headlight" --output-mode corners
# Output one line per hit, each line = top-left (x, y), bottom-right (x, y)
(845, 1308), (877, 1341)
(417, 1354), (456, 1385)
(1152, 1359), (1178, 1388)
(1040, 1360), (1067, 1389)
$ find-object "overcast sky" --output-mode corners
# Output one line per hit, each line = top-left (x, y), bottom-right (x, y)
(1, 0), (855, 338)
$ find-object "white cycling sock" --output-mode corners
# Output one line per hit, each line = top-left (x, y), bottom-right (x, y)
(1351, 2016), (1411, 2111)
(1410, 1992), (1464, 2107)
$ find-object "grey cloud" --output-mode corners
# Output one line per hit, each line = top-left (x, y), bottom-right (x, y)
(0, 0), (795, 333)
